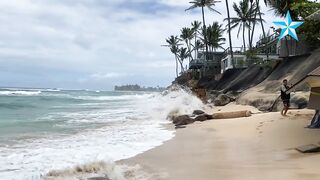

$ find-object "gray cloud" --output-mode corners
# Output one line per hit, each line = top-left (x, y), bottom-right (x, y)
(0, 0), (282, 90)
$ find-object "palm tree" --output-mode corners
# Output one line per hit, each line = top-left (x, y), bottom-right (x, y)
(165, 35), (182, 77)
(266, 0), (297, 18)
(249, 0), (269, 60)
(191, 20), (202, 59)
(225, 0), (259, 52)
(225, 0), (235, 67)
(206, 22), (226, 52)
(186, 0), (221, 60)
(180, 27), (194, 62)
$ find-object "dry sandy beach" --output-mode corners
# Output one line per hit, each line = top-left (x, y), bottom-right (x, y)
(121, 104), (320, 180)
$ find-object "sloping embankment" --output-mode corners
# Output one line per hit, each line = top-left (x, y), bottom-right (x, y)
(237, 48), (320, 111)
(198, 65), (273, 93)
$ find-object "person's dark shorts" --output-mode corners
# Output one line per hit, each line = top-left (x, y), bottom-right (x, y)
(282, 99), (290, 107)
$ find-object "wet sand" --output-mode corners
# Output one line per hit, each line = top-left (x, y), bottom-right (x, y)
(121, 105), (320, 180)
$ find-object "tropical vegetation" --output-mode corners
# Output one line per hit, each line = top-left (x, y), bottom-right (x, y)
(163, 0), (320, 77)
(186, 0), (221, 58)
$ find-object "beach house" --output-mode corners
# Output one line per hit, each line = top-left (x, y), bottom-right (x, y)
(189, 51), (225, 79)
(221, 27), (313, 74)
(220, 44), (279, 74)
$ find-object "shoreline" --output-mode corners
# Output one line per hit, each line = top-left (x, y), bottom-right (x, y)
(119, 104), (320, 180)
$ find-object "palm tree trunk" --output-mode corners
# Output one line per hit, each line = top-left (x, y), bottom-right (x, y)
(257, 3), (269, 60)
(250, 0), (259, 47)
(194, 33), (197, 59)
(243, 22), (246, 52)
(187, 40), (193, 61)
(248, 25), (251, 50)
(201, 6), (208, 60)
(248, 1), (253, 51)
(225, 0), (235, 68)
(178, 59), (185, 73)
(186, 40), (191, 63)
(175, 57), (178, 77)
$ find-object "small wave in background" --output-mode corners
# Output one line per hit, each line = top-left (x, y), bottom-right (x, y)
(0, 87), (206, 179)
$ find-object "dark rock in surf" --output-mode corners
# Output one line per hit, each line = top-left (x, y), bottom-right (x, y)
(192, 110), (205, 115)
(172, 115), (194, 126)
(194, 114), (213, 122)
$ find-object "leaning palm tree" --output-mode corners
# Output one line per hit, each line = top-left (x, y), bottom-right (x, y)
(191, 20), (202, 59)
(225, 0), (260, 52)
(186, 0), (221, 60)
(225, 0), (235, 67)
(266, 0), (297, 18)
(180, 27), (194, 62)
(164, 35), (182, 77)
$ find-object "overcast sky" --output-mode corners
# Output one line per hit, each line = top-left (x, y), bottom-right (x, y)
(0, 0), (282, 90)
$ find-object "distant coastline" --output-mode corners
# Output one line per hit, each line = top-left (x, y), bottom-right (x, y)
(114, 84), (165, 92)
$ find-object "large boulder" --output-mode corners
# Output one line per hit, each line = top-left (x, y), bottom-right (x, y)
(172, 115), (195, 126)
(194, 114), (213, 122)
(214, 94), (235, 106)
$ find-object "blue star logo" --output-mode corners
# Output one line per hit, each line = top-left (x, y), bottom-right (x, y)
(273, 11), (304, 41)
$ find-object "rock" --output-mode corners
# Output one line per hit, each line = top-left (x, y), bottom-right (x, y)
(175, 125), (187, 129)
(214, 94), (234, 106)
(194, 114), (213, 122)
(172, 115), (194, 126)
(192, 110), (205, 115)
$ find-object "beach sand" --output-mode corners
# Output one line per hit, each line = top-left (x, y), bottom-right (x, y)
(120, 104), (320, 180)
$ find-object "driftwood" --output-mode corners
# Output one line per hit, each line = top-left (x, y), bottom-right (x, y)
(171, 110), (252, 127)
(212, 110), (252, 119)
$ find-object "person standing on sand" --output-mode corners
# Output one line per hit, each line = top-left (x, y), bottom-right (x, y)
(281, 79), (291, 116)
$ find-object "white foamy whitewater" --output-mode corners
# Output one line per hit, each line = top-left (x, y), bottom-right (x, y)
(0, 87), (207, 179)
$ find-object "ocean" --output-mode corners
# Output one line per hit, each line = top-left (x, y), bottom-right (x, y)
(0, 88), (206, 179)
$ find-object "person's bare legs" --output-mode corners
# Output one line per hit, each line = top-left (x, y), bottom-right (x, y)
(283, 105), (289, 116)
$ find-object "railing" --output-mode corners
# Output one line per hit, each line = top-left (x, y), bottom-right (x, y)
(221, 47), (244, 59)
(255, 32), (279, 48)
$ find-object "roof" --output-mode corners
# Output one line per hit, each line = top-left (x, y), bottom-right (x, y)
(309, 66), (320, 76)
(307, 9), (320, 21)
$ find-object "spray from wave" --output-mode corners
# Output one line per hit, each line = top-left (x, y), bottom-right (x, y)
(139, 86), (208, 121)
